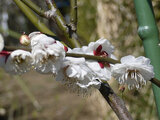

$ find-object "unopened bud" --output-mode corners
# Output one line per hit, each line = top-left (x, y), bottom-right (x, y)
(64, 46), (68, 52)
(20, 35), (30, 46)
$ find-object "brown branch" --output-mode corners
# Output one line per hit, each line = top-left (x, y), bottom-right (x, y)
(150, 78), (160, 88)
(99, 82), (133, 120)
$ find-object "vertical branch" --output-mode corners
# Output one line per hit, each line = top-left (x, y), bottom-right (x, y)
(70, 0), (78, 32)
(133, 0), (160, 119)
(45, 0), (80, 47)
(45, 0), (69, 35)
(69, 0), (85, 46)
(99, 83), (133, 120)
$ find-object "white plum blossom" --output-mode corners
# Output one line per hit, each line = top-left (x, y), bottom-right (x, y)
(0, 34), (4, 52)
(29, 31), (56, 51)
(85, 60), (111, 81)
(86, 38), (114, 57)
(56, 57), (101, 94)
(111, 55), (154, 89)
(29, 32), (66, 74)
(68, 38), (115, 81)
(4, 50), (33, 74)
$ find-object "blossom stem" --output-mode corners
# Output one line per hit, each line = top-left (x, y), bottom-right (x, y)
(99, 82), (133, 120)
(70, 0), (78, 32)
(66, 53), (120, 64)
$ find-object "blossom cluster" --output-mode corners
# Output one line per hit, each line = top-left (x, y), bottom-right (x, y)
(0, 32), (155, 93)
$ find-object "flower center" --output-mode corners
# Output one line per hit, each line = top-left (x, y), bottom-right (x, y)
(93, 45), (110, 68)
(127, 69), (139, 79)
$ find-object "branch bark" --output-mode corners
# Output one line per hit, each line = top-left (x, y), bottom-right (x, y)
(70, 0), (78, 32)
(99, 83), (133, 120)
(66, 53), (120, 64)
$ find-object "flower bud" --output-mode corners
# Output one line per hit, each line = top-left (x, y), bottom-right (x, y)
(20, 34), (30, 46)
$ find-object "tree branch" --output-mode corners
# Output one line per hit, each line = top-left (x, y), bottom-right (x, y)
(69, 0), (85, 47)
(66, 53), (120, 64)
(14, 0), (55, 36)
(99, 82), (133, 120)
(20, 0), (80, 48)
(20, 0), (45, 17)
(44, 0), (80, 47)
(70, 0), (78, 32)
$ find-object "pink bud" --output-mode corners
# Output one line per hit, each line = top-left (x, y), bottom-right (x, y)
(64, 46), (68, 52)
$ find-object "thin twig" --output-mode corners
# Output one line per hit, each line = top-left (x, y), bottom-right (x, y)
(66, 53), (120, 64)
(21, 0), (45, 17)
(99, 82), (133, 120)
(44, 0), (80, 47)
(69, 0), (83, 47)
(70, 0), (78, 32)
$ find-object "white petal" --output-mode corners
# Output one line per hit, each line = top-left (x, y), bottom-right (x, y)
(111, 55), (154, 89)
(0, 34), (4, 52)
(4, 50), (33, 74)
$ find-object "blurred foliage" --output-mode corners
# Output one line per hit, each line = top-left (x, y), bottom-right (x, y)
(77, 0), (98, 43)
(0, 0), (160, 120)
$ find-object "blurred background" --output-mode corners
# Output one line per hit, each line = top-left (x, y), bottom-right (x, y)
(0, 0), (160, 119)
